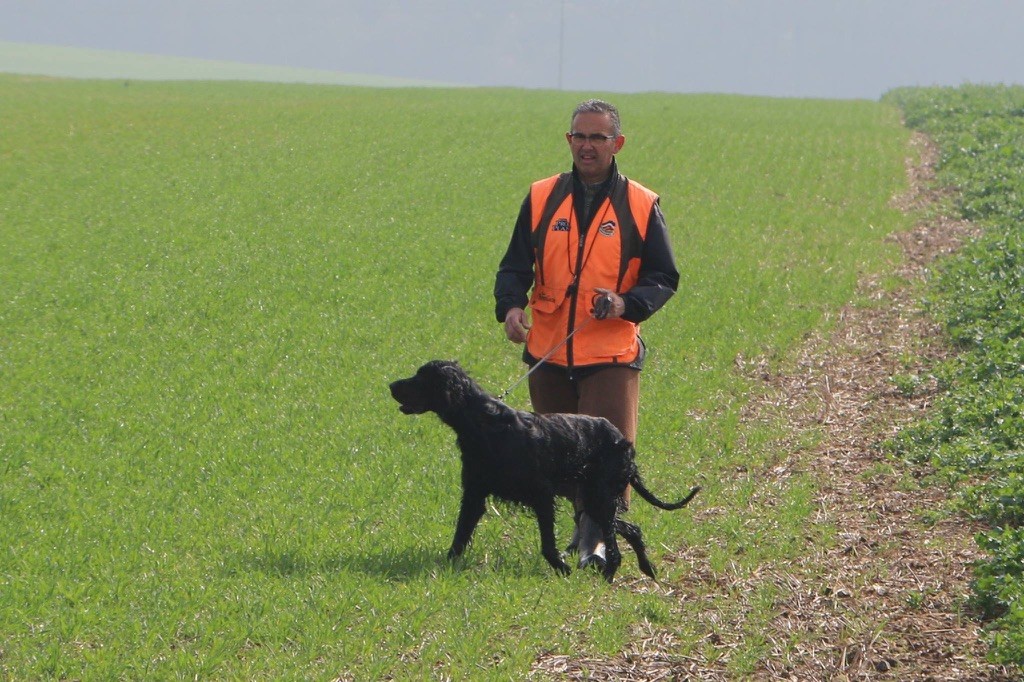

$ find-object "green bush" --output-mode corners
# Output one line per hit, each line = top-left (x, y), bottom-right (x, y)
(972, 528), (1024, 656)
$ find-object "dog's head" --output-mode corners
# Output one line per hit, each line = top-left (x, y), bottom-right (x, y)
(389, 360), (469, 415)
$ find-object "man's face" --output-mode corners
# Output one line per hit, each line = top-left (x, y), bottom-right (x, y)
(565, 112), (625, 183)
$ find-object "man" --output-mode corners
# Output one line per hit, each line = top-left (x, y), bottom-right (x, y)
(494, 99), (679, 570)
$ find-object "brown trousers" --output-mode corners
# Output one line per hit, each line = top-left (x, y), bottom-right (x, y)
(528, 365), (640, 508)
(527, 366), (640, 441)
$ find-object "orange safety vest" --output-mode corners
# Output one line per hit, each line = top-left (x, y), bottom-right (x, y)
(526, 172), (657, 368)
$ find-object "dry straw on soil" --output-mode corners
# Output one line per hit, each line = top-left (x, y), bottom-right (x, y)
(531, 133), (1018, 680)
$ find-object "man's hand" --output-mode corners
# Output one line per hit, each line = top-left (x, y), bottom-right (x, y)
(504, 307), (530, 343)
(592, 288), (625, 319)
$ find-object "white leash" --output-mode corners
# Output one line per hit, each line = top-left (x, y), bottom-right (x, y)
(496, 316), (595, 402)
(496, 292), (613, 402)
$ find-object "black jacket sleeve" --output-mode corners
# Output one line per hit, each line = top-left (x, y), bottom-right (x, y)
(621, 201), (679, 323)
(493, 195), (535, 323)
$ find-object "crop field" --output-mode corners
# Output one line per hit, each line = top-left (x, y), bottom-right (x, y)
(883, 84), (1024, 668)
(0, 74), (915, 678)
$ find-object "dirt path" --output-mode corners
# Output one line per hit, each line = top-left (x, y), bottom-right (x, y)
(532, 134), (1019, 680)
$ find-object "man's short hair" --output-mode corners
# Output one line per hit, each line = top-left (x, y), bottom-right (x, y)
(572, 99), (621, 136)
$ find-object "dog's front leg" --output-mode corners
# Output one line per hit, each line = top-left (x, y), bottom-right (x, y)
(448, 491), (486, 560)
(534, 500), (571, 576)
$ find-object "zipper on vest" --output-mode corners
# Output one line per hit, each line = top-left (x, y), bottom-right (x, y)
(565, 223), (589, 376)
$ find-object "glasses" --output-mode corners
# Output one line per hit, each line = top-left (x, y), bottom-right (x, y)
(568, 132), (617, 143)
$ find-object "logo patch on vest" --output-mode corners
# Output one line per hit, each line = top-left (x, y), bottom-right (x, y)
(551, 218), (570, 232)
(598, 220), (617, 236)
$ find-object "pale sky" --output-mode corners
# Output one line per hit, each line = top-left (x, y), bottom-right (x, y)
(2, 0), (1022, 99)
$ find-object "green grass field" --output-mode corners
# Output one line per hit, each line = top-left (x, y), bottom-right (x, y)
(0, 73), (913, 678)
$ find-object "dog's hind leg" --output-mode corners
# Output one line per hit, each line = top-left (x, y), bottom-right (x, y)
(448, 492), (486, 560)
(599, 517), (622, 583)
(533, 500), (571, 576)
(615, 518), (656, 580)
(583, 498), (622, 583)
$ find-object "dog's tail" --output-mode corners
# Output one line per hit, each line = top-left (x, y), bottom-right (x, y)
(630, 475), (700, 511)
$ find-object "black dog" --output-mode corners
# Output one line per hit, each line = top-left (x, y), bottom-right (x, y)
(389, 360), (699, 582)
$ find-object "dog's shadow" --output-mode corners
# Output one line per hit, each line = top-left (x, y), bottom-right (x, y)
(237, 545), (461, 582)
(236, 534), (578, 583)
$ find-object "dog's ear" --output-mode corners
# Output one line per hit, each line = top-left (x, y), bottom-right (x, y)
(436, 361), (472, 406)
(437, 361), (462, 386)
